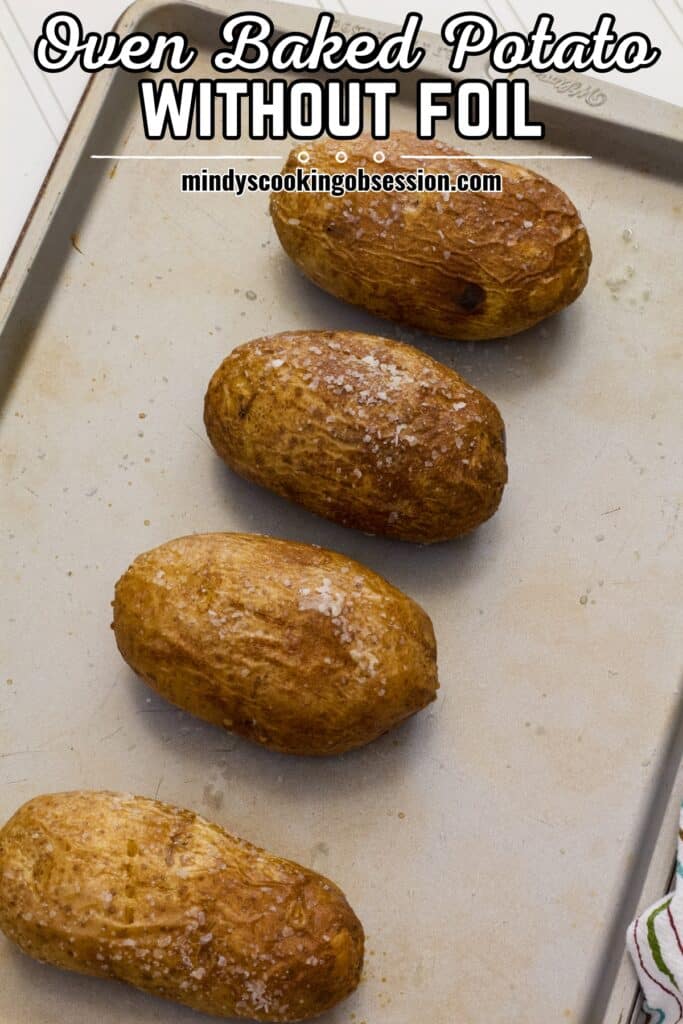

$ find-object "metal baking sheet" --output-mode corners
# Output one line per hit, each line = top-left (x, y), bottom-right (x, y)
(1, 2), (682, 1022)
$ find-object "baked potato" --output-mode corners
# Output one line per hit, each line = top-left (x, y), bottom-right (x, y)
(112, 532), (438, 755)
(0, 791), (363, 1022)
(270, 131), (591, 340)
(204, 330), (507, 542)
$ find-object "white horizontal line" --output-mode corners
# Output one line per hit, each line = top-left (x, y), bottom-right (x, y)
(89, 154), (283, 161)
(90, 153), (592, 162)
(89, 152), (593, 163)
(400, 154), (592, 160)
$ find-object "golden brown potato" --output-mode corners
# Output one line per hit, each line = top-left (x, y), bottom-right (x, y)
(204, 330), (507, 542)
(112, 532), (438, 755)
(0, 791), (363, 1022)
(270, 131), (591, 340)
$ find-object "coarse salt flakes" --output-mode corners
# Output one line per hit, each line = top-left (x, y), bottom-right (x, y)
(299, 579), (345, 618)
(245, 979), (270, 1011)
(350, 648), (379, 676)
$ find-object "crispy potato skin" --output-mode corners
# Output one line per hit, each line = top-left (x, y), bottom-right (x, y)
(0, 791), (364, 1022)
(270, 132), (591, 340)
(112, 533), (438, 755)
(204, 330), (507, 542)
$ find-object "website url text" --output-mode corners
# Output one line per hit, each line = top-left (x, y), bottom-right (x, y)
(180, 166), (503, 197)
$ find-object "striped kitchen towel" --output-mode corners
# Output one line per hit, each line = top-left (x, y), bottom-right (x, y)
(628, 805), (683, 1023)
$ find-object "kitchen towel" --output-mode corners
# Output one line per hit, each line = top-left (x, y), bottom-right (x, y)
(628, 804), (683, 1023)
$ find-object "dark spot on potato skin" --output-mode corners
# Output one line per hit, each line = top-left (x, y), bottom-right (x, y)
(457, 281), (485, 313)
(237, 393), (256, 420)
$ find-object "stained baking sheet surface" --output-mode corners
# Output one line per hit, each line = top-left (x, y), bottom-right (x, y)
(1, 3), (682, 1023)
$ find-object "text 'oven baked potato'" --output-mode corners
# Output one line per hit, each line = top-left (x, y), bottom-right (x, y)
(270, 131), (591, 341)
(205, 330), (507, 543)
(112, 532), (438, 756)
(0, 791), (364, 1022)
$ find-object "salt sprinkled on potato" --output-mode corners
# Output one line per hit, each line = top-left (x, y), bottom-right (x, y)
(112, 532), (438, 755)
(205, 330), (507, 542)
(0, 790), (364, 1021)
